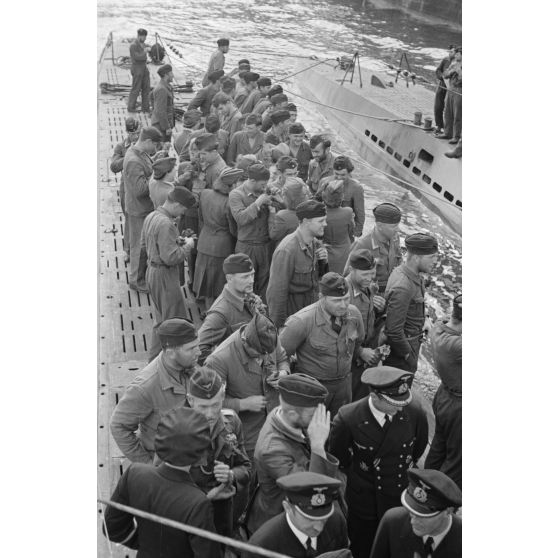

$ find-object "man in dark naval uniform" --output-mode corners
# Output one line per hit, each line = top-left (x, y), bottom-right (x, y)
(370, 468), (462, 558)
(243, 472), (348, 558)
(383, 233), (438, 373)
(103, 407), (222, 558)
(185, 367), (251, 537)
(328, 366), (428, 558)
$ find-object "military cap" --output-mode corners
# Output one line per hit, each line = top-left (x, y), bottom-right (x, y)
(373, 202), (401, 224)
(212, 92), (233, 108)
(217, 38), (230, 46)
(271, 144), (291, 161)
(267, 84), (284, 97)
(139, 126), (163, 143)
(188, 367), (224, 399)
(244, 313), (278, 354)
(125, 117), (140, 132)
(208, 69), (225, 83)
(137, 28), (148, 36)
(168, 186), (196, 208)
(156, 317), (197, 347)
(348, 249), (375, 270)
(405, 232), (438, 255)
(287, 102), (297, 112)
(223, 253), (254, 274)
(154, 407), (210, 466)
(289, 122), (305, 135)
(361, 365), (413, 406)
(257, 77), (272, 87)
(220, 76), (236, 92)
(283, 178), (309, 210)
(319, 272), (349, 297)
(243, 71), (260, 83)
(247, 163), (270, 181)
(238, 58), (250, 66)
(276, 156), (298, 172)
(218, 166), (244, 186)
(295, 199), (326, 220)
(194, 132), (219, 151)
(278, 373), (328, 407)
(183, 109), (202, 127)
(152, 157), (176, 179)
(332, 155), (354, 172)
(157, 63), (173, 77)
(236, 154), (258, 174)
(270, 110), (291, 126)
(401, 468), (462, 516)
(270, 93), (288, 105)
(277, 472), (341, 519)
(322, 180), (344, 207)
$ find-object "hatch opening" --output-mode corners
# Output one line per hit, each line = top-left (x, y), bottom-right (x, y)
(418, 149), (434, 163)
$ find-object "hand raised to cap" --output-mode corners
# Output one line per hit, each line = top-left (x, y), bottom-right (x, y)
(307, 403), (330, 451)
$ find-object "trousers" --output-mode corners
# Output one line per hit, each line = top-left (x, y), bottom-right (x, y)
(443, 89), (462, 140)
(320, 375), (352, 418)
(348, 510), (379, 558)
(384, 338), (421, 373)
(235, 241), (272, 301)
(119, 181), (129, 255)
(128, 65), (151, 112)
(434, 84), (447, 129)
(128, 215), (148, 287)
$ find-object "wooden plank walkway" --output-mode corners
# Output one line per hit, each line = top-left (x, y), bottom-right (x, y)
(97, 35), (202, 558)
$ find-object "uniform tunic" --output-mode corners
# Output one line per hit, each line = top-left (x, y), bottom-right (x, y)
(247, 407), (340, 534)
(110, 353), (192, 463)
(229, 182), (273, 298)
(383, 265), (426, 373)
(151, 79), (174, 138)
(307, 152), (334, 194)
(103, 463), (221, 558)
(202, 155), (228, 191)
(227, 130), (265, 165)
(148, 178), (174, 208)
(323, 206), (355, 274)
(193, 188), (236, 299)
(288, 142), (313, 182)
(253, 97), (271, 115)
(202, 49), (225, 87)
(127, 38), (150, 112)
(188, 84), (219, 117)
(110, 136), (134, 254)
(240, 89), (264, 114)
(205, 328), (290, 456)
(329, 397), (428, 558)
(344, 227), (402, 293)
(279, 300), (364, 416)
(141, 207), (191, 360)
(371, 508), (462, 558)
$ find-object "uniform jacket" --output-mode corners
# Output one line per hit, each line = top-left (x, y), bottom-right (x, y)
(280, 299), (365, 381)
(229, 182), (271, 244)
(384, 265), (426, 359)
(371, 507), (462, 558)
(205, 328), (290, 454)
(240, 89), (264, 114)
(109, 354), (192, 463)
(220, 108), (244, 138)
(344, 227), (402, 293)
(202, 49), (225, 87)
(234, 87), (249, 110)
(253, 97), (271, 115)
(346, 275), (378, 349)
(174, 128), (195, 158)
(151, 79), (174, 132)
(197, 189), (236, 257)
(318, 176), (365, 237)
(268, 208), (298, 244)
(266, 228), (322, 328)
(227, 130), (265, 165)
(430, 320), (462, 396)
(289, 142), (313, 182)
(307, 152), (334, 193)
(329, 397), (428, 520)
(188, 84), (219, 116)
(148, 178), (173, 208)
(103, 462), (222, 558)
(141, 207), (190, 267)
(129, 39), (147, 66)
(123, 146), (154, 217)
(248, 407), (340, 533)
(198, 285), (255, 361)
(323, 206), (355, 274)
(202, 155), (228, 191)
(110, 137), (133, 174)
(243, 510), (348, 558)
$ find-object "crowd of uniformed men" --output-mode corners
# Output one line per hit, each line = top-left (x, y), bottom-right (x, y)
(104, 31), (463, 558)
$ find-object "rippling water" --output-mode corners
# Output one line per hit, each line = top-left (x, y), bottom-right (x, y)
(98, 0), (462, 390)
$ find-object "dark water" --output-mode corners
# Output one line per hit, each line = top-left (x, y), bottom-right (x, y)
(98, 0), (462, 387)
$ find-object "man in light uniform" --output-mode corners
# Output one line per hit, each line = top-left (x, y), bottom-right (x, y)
(151, 63), (175, 142)
(127, 28), (150, 113)
(202, 38), (230, 87)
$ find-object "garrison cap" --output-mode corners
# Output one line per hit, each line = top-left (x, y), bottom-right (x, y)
(238, 58), (250, 66)
(194, 132), (219, 151)
(271, 144), (291, 161)
(152, 157), (176, 179)
(247, 163), (270, 181)
(401, 468), (462, 517)
(208, 69), (225, 83)
(244, 313), (278, 354)
(156, 318), (197, 347)
(283, 178), (310, 210)
(137, 28), (148, 36)
(168, 186), (196, 208)
(220, 76), (236, 92)
(295, 199), (326, 220)
(236, 154), (258, 175)
(361, 365), (413, 406)
(257, 77), (272, 87)
(223, 253), (254, 274)
(277, 472), (341, 519)
(405, 232), (438, 255)
(243, 71), (260, 83)
(154, 407), (210, 466)
(332, 155), (354, 172)
(212, 92), (233, 107)
(125, 117), (140, 132)
(218, 166), (244, 186)
(267, 84), (284, 97)
(140, 126), (163, 143)
(270, 93), (288, 105)
(373, 202), (401, 224)
(217, 38), (230, 46)
(276, 156), (298, 172)
(157, 64), (173, 77)
(289, 122), (305, 135)
(348, 249), (375, 270)
(287, 102), (297, 112)
(322, 179), (344, 207)
(270, 110), (292, 126)
(183, 109), (202, 127)
(320, 272), (349, 297)
(187, 367), (223, 399)
(278, 373), (328, 407)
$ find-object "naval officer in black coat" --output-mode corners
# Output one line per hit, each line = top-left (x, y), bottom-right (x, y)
(370, 468), (462, 558)
(242, 471), (349, 558)
(329, 366), (429, 558)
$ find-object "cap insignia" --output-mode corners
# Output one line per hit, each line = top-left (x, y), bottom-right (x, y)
(398, 383), (408, 394)
(413, 486), (428, 503)
(311, 493), (326, 506)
